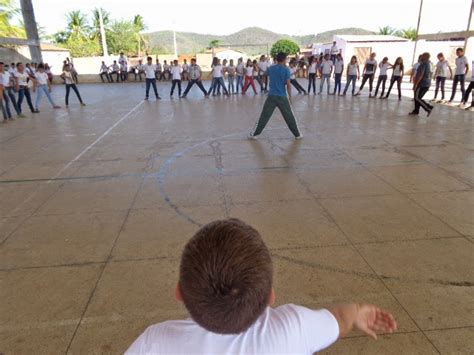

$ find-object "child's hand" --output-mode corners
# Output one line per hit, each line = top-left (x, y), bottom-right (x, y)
(354, 304), (397, 340)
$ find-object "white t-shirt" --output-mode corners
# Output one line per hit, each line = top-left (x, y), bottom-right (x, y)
(118, 55), (128, 65)
(379, 62), (389, 76)
(125, 305), (339, 355)
(182, 63), (189, 72)
(308, 62), (317, 74)
(62, 71), (75, 84)
(15, 71), (29, 86)
(455, 55), (468, 75)
(236, 63), (245, 75)
(2, 71), (11, 87)
(289, 66), (297, 79)
(330, 45), (339, 55)
(435, 60), (449, 77)
(321, 60), (333, 75)
(171, 65), (182, 80)
(245, 66), (253, 76)
(348, 63), (359, 76)
(36, 72), (49, 85)
(334, 59), (344, 74)
(143, 64), (156, 79)
(365, 59), (377, 74)
(100, 63), (108, 73)
(212, 65), (223, 78)
(258, 61), (269, 74)
(227, 65), (236, 75)
(393, 64), (402, 76)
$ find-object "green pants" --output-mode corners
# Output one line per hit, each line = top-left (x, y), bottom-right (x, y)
(253, 95), (301, 137)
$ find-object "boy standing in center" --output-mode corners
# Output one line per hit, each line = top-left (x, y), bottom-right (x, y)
(143, 56), (161, 100)
(248, 52), (302, 140)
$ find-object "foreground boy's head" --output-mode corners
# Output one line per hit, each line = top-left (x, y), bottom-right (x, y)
(177, 219), (274, 334)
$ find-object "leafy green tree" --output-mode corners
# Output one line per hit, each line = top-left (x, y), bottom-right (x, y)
(0, 0), (25, 37)
(65, 34), (101, 57)
(400, 28), (417, 41)
(66, 10), (89, 37)
(208, 39), (221, 48)
(107, 20), (139, 55)
(91, 7), (110, 39)
(270, 39), (299, 58)
(378, 26), (396, 35)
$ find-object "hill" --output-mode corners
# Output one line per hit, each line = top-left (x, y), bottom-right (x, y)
(144, 27), (375, 55)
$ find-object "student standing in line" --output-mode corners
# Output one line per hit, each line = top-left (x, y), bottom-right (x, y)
(355, 53), (377, 97)
(60, 64), (86, 107)
(181, 58), (209, 98)
(373, 57), (390, 98)
(258, 55), (269, 92)
(319, 54), (333, 95)
(109, 60), (120, 82)
(383, 57), (404, 100)
(289, 59), (307, 94)
(143, 56), (161, 100)
(0, 62), (22, 119)
(333, 54), (344, 95)
(208, 58), (229, 96)
(461, 59), (474, 110)
(307, 56), (317, 95)
(170, 60), (183, 98)
(161, 60), (171, 81)
(33, 63), (61, 112)
(235, 57), (245, 94)
(227, 59), (236, 94)
(99, 61), (111, 83)
(409, 52), (433, 117)
(432, 53), (452, 103)
(14, 63), (36, 114)
(120, 60), (128, 82)
(449, 47), (469, 104)
(252, 60), (264, 92)
(409, 55), (422, 84)
(330, 41), (339, 63)
(249, 52), (302, 139)
(342, 56), (360, 96)
(182, 59), (189, 81)
(242, 59), (258, 95)
(155, 59), (162, 80)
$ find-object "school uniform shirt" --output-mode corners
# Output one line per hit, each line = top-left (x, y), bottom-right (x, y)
(8, 67), (15, 75)
(245, 66), (253, 77)
(143, 64), (156, 79)
(321, 60), (333, 75)
(182, 63), (189, 72)
(308, 62), (317, 74)
(393, 64), (402, 77)
(236, 63), (245, 76)
(15, 71), (29, 86)
(111, 64), (120, 72)
(118, 56), (128, 66)
(62, 71), (75, 85)
(334, 60), (344, 74)
(330, 45), (339, 55)
(455, 56), (468, 75)
(211, 65), (223, 78)
(155, 63), (162, 71)
(348, 63), (358, 76)
(100, 64), (108, 73)
(258, 61), (269, 74)
(171, 65), (182, 80)
(379, 63), (389, 76)
(227, 65), (236, 75)
(36, 72), (49, 85)
(188, 65), (202, 80)
(125, 305), (339, 355)
(365, 59), (377, 74)
(435, 60), (449, 78)
(2, 71), (11, 87)
(163, 64), (170, 72)
(289, 67), (297, 80)
(120, 63), (128, 72)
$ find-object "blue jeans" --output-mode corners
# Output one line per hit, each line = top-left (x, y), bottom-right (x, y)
(320, 74), (331, 93)
(18, 86), (35, 113)
(343, 75), (357, 95)
(334, 73), (342, 94)
(3, 87), (20, 117)
(145, 78), (159, 98)
(236, 75), (244, 93)
(227, 75), (235, 94)
(208, 77), (228, 95)
(35, 84), (57, 109)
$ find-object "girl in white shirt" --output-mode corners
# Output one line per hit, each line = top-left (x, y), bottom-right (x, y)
(14, 63), (36, 114)
(207, 57), (229, 96)
(374, 57), (390, 98)
(433, 52), (452, 102)
(384, 57), (404, 100)
(242, 59), (258, 95)
(319, 54), (333, 95)
(258, 55), (269, 92)
(235, 58), (245, 94)
(60, 64), (85, 107)
(307, 56), (318, 94)
(227, 59), (236, 94)
(333, 54), (344, 95)
(33, 63), (61, 112)
(342, 56), (360, 96)
(289, 59), (307, 94)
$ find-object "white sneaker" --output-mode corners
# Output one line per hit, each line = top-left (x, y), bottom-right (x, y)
(247, 133), (258, 140)
(295, 134), (303, 140)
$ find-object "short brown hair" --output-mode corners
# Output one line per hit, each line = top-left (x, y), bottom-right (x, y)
(179, 218), (273, 334)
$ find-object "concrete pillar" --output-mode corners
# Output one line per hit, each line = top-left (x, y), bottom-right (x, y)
(20, 0), (42, 63)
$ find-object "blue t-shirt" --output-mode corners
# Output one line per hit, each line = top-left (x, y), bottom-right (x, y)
(418, 62), (432, 88)
(268, 64), (290, 97)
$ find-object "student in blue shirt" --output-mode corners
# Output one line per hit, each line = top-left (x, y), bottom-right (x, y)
(248, 52), (302, 140)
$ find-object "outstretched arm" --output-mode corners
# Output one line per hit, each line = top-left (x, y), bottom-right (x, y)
(329, 303), (397, 339)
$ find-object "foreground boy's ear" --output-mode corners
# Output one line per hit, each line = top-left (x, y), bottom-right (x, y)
(175, 283), (183, 302)
(269, 288), (276, 306)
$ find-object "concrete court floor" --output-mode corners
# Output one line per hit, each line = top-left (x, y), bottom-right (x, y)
(0, 79), (473, 354)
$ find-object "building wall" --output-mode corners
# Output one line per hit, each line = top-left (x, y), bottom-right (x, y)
(1, 46), (70, 74)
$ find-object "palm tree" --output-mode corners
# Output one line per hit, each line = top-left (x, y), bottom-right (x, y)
(66, 10), (89, 38)
(0, 0), (25, 37)
(400, 28), (418, 41)
(378, 26), (396, 36)
(91, 7), (110, 39)
(133, 14), (148, 57)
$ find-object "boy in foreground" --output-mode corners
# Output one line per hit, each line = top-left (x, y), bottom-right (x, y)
(248, 52), (303, 140)
(126, 218), (397, 354)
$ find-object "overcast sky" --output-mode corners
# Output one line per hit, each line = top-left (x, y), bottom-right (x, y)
(28, 0), (472, 36)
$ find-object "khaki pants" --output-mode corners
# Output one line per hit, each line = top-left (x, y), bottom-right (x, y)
(252, 95), (301, 137)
